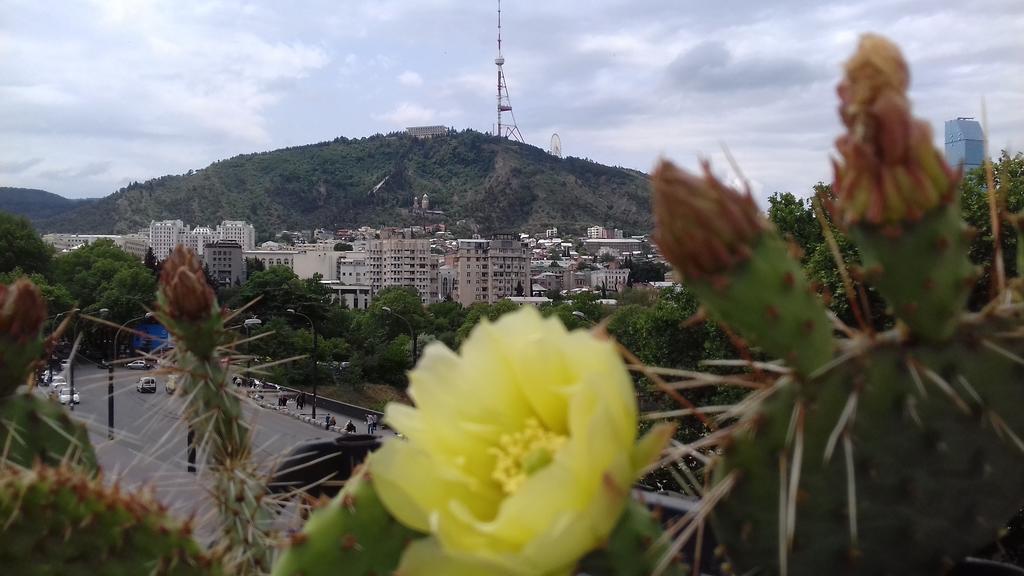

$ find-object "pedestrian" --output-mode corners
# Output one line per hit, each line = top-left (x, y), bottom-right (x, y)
(324, 414), (331, 430)
(365, 414), (372, 434)
(297, 392), (305, 411)
(344, 419), (356, 434)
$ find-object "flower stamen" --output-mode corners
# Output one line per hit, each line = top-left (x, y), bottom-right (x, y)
(490, 418), (566, 495)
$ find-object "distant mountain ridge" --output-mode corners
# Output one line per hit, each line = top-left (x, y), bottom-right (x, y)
(0, 187), (96, 223)
(12, 130), (653, 237)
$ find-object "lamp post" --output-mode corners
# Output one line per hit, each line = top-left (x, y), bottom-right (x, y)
(287, 309), (318, 419)
(69, 308), (108, 413)
(46, 310), (77, 383)
(382, 306), (417, 366)
(109, 312), (152, 439)
(242, 317), (262, 381)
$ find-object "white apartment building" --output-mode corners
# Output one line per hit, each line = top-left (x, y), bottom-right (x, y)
(149, 220), (188, 259)
(336, 252), (368, 286)
(366, 229), (439, 305)
(590, 267), (631, 293)
(183, 226), (218, 257)
(587, 225), (603, 239)
(454, 234), (530, 306)
(217, 220), (256, 250)
(119, 234), (149, 260)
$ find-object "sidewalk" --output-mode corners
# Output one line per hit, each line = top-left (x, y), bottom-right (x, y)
(252, 393), (394, 437)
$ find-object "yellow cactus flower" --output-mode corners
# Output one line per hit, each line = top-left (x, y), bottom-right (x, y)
(370, 306), (673, 576)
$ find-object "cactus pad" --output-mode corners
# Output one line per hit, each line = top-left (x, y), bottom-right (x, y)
(0, 465), (219, 576)
(0, 392), (97, 472)
(272, 467), (420, 576)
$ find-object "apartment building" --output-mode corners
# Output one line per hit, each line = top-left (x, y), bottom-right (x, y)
(149, 220), (188, 259)
(183, 226), (218, 257)
(203, 240), (244, 286)
(366, 229), (439, 304)
(216, 220), (256, 250)
(454, 233), (530, 306)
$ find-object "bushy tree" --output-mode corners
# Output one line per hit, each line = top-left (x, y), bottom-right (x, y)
(0, 212), (52, 275)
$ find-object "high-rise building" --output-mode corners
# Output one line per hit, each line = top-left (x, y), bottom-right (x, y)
(366, 229), (439, 304)
(945, 117), (985, 172)
(203, 240), (244, 286)
(183, 226), (218, 257)
(149, 220), (188, 259)
(454, 233), (530, 306)
(217, 220), (256, 251)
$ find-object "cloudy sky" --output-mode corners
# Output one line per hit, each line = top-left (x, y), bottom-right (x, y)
(1, 0), (1022, 201)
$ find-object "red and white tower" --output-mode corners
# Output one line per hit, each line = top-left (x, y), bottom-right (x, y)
(495, 0), (524, 143)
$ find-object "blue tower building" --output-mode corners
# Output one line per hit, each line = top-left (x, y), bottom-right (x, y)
(944, 117), (985, 172)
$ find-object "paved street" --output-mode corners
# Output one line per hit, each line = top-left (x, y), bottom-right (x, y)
(35, 361), (371, 526)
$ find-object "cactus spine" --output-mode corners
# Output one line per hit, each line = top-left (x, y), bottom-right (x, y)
(154, 246), (273, 575)
(653, 34), (1024, 575)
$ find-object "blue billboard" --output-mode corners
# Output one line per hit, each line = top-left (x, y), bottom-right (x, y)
(132, 322), (173, 354)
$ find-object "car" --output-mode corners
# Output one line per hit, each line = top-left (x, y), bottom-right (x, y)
(58, 387), (80, 405)
(165, 377), (177, 395)
(136, 377), (157, 393)
(50, 375), (67, 387)
(126, 360), (152, 370)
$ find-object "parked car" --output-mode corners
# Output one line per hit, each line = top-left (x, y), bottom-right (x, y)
(58, 387), (80, 405)
(136, 377), (157, 393)
(165, 377), (177, 395)
(127, 360), (152, 370)
(50, 375), (67, 388)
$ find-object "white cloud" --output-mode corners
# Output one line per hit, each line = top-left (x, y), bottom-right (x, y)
(397, 70), (424, 87)
(374, 102), (436, 126)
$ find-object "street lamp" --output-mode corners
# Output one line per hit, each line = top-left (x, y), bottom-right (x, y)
(287, 309), (318, 419)
(381, 306), (417, 366)
(108, 311), (153, 439)
(69, 307), (108, 413)
(242, 317), (262, 379)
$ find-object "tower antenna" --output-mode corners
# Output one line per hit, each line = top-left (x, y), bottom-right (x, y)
(495, 0), (524, 143)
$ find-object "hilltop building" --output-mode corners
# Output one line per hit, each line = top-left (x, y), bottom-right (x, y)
(406, 125), (448, 138)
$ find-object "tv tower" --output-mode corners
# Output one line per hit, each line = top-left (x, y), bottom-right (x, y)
(495, 0), (524, 143)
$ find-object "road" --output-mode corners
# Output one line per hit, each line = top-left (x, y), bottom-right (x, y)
(36, 362), (360, 525)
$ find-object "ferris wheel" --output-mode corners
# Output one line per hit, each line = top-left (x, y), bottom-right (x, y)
(550, 133), (562, 158)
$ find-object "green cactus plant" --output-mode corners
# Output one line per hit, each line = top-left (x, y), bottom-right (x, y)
(153, 246), (274, 575)
(272, 466), (421, 576)
(652, 34), (1024, 575)
(0, 279), (97, 472)
(0, 465), (219, 576)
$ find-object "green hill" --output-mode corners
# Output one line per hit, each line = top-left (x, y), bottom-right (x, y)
(0, 187), (96, 223)
(32, 130), (652, 237)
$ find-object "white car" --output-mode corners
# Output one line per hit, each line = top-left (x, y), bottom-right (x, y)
(58, 387), (80, 405)
(126, 360), (153, 370)
(49, 375), (67, 387)
(136, 376), (157, 393)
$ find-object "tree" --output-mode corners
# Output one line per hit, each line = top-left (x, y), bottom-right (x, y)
(0, 269), (73, 316)
(0, 212), (52, 275)
(767, 191), (823, 263)
(244, 257), (265, 278)
(50, 239), (147, 309)
(334, 242), (353, 251)
(143, 247), (159, 276)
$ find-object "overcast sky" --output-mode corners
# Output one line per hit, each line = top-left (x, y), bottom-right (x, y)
(1, 0), (1022, 201)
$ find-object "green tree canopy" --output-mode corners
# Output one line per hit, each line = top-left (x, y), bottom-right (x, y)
(0, 212), (52, 275)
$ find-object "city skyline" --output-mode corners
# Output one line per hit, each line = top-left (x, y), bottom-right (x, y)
(1, 0), (1022, 202)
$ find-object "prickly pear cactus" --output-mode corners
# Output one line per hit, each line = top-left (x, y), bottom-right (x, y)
(1, 393), (97, 472)
(0, 465), (218, 575)
(154, 246), (273, 575)
(273, 467), (420, 576)
(0, 279), (97, 471)
(653, 34), (1024, 575)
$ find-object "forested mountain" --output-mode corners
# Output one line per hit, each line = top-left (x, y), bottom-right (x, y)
(27, 130), (652, 237)
(0, 187), (95, 222)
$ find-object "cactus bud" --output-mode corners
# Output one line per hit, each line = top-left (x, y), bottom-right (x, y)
(652, 159), (767, 280)
(833, 33), (957, 226)
(159, 246), (214, 322)
(0, 279), (47, 344)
